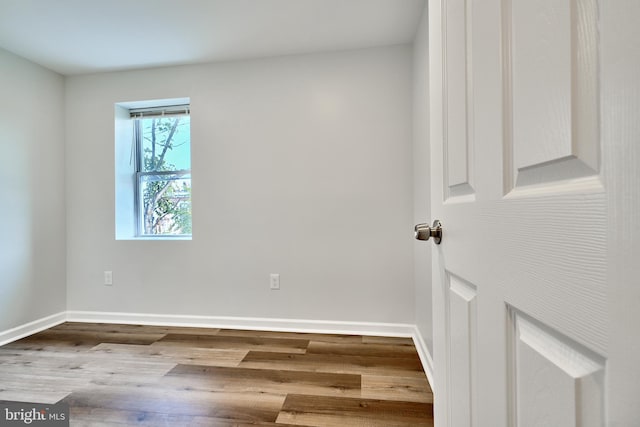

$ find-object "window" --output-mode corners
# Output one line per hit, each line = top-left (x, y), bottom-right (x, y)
(115, 99), (191, 240)
(134, 108), (191, 236)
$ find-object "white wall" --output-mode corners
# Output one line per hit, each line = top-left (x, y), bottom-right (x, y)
(412, 8), (433, 353)
(0, 48), (66, 331)
(65, 46), (415, 324)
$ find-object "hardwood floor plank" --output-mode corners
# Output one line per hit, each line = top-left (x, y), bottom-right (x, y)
(0, 351), (89, 403)
(240, 351), (425, 378)
(61, 385), (286, 423)
(5, 330), (165, 347)
(69, 406), (237, 426)
(0, 350), (86, 368)
(306, 340), (422, 359)
(70, 405), (315, 427)
(80, 358), (176, 382)
(362, 336), (415, 345)
(361, 374), (433, 403)
(155, 334), (309, 354)
(216, 329), (364, 344)
(233, 423), (316, 427)
(89, 343), (248, 368)
(0, 389), (70, 405)
(276, 394), (434, 427)
(52, 322), (221, 336)
(164, 364), (361, 398)
(0, 347), (174, 404)
(0, 343), (97, 352)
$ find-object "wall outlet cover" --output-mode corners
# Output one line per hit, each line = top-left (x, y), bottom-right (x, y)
(270, 273), (280, 290)
(104, 271), (113, 286)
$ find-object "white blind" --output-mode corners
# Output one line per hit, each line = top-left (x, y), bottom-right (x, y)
(129, 104), (190, 119)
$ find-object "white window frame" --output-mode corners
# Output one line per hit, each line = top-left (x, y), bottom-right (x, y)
(131, 105), (191, 238)
(115, 98), (192, 241)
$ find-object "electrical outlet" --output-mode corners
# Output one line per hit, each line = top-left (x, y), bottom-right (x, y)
(270, 273), (280, 290)
(104, 271), (113, 286)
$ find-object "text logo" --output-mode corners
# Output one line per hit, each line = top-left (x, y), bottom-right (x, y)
(0, 401), (68, 426)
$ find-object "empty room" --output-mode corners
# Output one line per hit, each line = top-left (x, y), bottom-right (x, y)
(0, 0), (639, 426)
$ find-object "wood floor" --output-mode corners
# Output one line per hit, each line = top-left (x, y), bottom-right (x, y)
(0, 322), (433, 426)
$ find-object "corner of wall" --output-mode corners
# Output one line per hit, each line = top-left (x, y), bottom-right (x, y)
(0, 48), (67, 332)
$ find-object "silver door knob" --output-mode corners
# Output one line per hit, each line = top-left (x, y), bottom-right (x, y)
(415, 220), (443, 244)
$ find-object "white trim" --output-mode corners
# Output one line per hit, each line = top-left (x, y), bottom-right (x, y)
(0, 312), (67, 347)
(412, 326), (435, 390)
(65, 311), (416, 337)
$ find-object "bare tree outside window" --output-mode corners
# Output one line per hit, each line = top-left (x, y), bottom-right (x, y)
(136, 116), (191, 236)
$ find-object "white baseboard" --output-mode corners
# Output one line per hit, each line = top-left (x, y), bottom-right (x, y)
(0, 312), (67, 347)
(412, 326), (434, 390)
(65, 310), (416, 337)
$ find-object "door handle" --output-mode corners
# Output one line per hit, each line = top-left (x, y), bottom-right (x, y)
(414, 220), (443, 244)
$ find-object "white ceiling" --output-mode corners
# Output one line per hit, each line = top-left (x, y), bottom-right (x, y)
(0, 0), (425, 75)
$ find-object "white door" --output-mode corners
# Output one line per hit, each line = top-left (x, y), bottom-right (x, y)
(426, 0), (640, 426)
